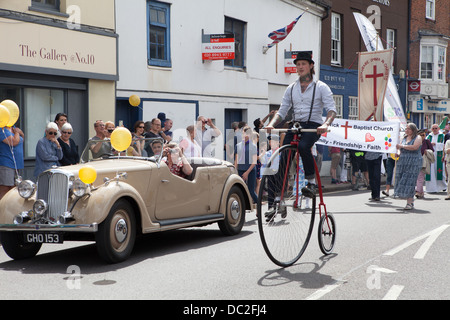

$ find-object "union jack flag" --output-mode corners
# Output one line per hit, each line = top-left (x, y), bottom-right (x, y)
(267, 13), (304, 49)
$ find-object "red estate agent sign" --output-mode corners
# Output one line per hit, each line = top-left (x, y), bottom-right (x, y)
(284, 51), (300, 73)
(202, 33), (235, 60)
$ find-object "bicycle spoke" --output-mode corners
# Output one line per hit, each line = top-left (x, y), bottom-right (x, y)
(257, 145), (315, 267)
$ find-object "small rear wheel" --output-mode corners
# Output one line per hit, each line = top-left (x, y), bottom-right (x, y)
(318, 213), (336, 255)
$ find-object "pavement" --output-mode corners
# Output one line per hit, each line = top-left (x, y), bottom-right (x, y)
(320, 174), (387, 193)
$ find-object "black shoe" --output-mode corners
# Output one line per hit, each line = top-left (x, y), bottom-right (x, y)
(301, 183), (316, 198)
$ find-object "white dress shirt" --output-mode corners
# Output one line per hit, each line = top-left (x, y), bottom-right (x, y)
(277, 79), (336, 125)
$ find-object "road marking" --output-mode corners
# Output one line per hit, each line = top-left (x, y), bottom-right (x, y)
(369, 266), (397, 274)
(383, 224), (450, 259)
(382, 285), (404, 300)
(307, 224), (449, 300)
(305, 282), (342, 300)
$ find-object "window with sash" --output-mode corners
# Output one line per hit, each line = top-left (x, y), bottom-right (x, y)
(348, 96), (358, 120)
(331, 13), (341, 66)
(148, 1), (171, 67)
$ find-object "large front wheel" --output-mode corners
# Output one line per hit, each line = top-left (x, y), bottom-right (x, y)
(96, 199), (136, 264)
(0, 232), (42, 260)
(257, 145), (315, 267)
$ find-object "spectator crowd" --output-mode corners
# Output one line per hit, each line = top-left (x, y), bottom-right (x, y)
(1, 110), (450, 211)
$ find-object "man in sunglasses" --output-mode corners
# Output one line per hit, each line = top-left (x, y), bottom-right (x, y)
(88, 120), (112, 159)
(34, 122), (63, 179)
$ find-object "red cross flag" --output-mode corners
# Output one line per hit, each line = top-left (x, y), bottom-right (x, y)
(358, 49), (393, 121)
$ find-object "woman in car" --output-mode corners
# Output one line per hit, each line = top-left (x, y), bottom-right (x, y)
(163, 143), (193, 179)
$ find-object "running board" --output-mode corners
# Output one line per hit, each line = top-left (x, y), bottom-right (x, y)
(158, 213), (224, 229)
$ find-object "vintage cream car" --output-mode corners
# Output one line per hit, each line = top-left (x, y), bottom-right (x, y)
(0, 140), (252, 263)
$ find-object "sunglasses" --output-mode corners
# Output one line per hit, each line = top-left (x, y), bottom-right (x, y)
(138, 126), (145, 129)
(62, 131), (72, 134)
(48, 131), (58, 136)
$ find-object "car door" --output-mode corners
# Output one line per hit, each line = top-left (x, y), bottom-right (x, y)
(154, 163), (211, 220)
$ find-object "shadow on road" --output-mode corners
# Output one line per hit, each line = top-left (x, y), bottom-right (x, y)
(0, 228), (252, 275)
(257, 253), (338, 290)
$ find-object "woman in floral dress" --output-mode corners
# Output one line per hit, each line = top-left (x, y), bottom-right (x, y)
(394, 123), (422, 210)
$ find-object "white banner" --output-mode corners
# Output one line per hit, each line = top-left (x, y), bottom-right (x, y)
(358, 49), (392, 121)
(316, 118), (400, 153)
(353, 12), (408, 129)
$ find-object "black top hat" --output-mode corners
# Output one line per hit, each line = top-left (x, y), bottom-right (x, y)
(293, 51), (314, 64)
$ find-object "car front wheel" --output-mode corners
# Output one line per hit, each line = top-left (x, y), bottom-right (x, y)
(95, 199), (136, 264)
(218, 186), (246, 236)
(0, 232), (42, 260)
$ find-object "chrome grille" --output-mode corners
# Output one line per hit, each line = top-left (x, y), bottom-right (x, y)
(37, 170), (70, 222)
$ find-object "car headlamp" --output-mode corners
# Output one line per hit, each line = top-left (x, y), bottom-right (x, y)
(33, 199), (48, 215)
(72, 179), (88, 197)
(17, 180), (36, 199)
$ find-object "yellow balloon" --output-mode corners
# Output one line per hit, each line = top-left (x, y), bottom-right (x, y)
(0, 100), (19, 127)
(390, 153), (399, 161)
(129, 95), (141, 107)
(0, 104), (10, 128)
(79, 165), (97, 185)
(110, 127), (132, 152)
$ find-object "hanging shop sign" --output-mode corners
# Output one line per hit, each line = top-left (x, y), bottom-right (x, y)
(201, 33), (235, 60)
(411, 99), (450, 114)
(408, 80), (421, 94)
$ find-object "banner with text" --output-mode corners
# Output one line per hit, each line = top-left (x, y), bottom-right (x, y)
(316, 118), (400, 153)
(358, 49), (392, 121)
(201, 33), (235, 60)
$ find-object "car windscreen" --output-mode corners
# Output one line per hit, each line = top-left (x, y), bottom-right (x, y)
(80, 137), (165, 163)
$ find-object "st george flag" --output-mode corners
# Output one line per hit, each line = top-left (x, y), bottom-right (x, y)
(267, 13), (304, 49)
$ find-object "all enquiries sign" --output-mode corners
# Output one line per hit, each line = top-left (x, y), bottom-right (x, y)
(201, 33), (235, 60)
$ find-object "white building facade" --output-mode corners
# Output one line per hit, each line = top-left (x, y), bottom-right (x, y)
(115, 0), (326, 159)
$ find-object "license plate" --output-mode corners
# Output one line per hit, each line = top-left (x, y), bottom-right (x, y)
(24, 232), (63, 244)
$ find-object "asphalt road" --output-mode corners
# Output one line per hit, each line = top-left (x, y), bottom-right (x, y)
(1, 188), (449, 301)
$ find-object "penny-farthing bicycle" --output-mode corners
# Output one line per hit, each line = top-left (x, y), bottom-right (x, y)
(257, 123), (336, 267)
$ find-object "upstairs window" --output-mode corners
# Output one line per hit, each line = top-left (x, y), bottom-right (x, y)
(420, 46), (434, 80)
(426, 0), (435, 20)
(224, 17), (246, 69)
(420, 44), (447, 82)
(148, 1), (171, 67)
(437, 47), (446, 81)
(331, 13), (341, 66)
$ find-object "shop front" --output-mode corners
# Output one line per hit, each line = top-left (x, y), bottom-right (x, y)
(409, 98), (450, 130)
(0, 13), (117, 179)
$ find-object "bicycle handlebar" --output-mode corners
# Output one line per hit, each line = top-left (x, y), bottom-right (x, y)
(263, 121), (332, 133)
(262, 127), (330, 133)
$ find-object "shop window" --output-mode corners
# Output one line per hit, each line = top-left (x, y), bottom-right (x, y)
(23, 88), (65, 158)
(148, 1), (171, 67)
(224, 17), (246, 69)
(348, 96), (358, 120)
(31, 0), (60, 11)
(333, 95), (343, 118)
(424, 113), (433, 130)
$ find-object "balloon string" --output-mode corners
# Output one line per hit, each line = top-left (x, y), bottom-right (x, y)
(2, 127), (20, 181)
